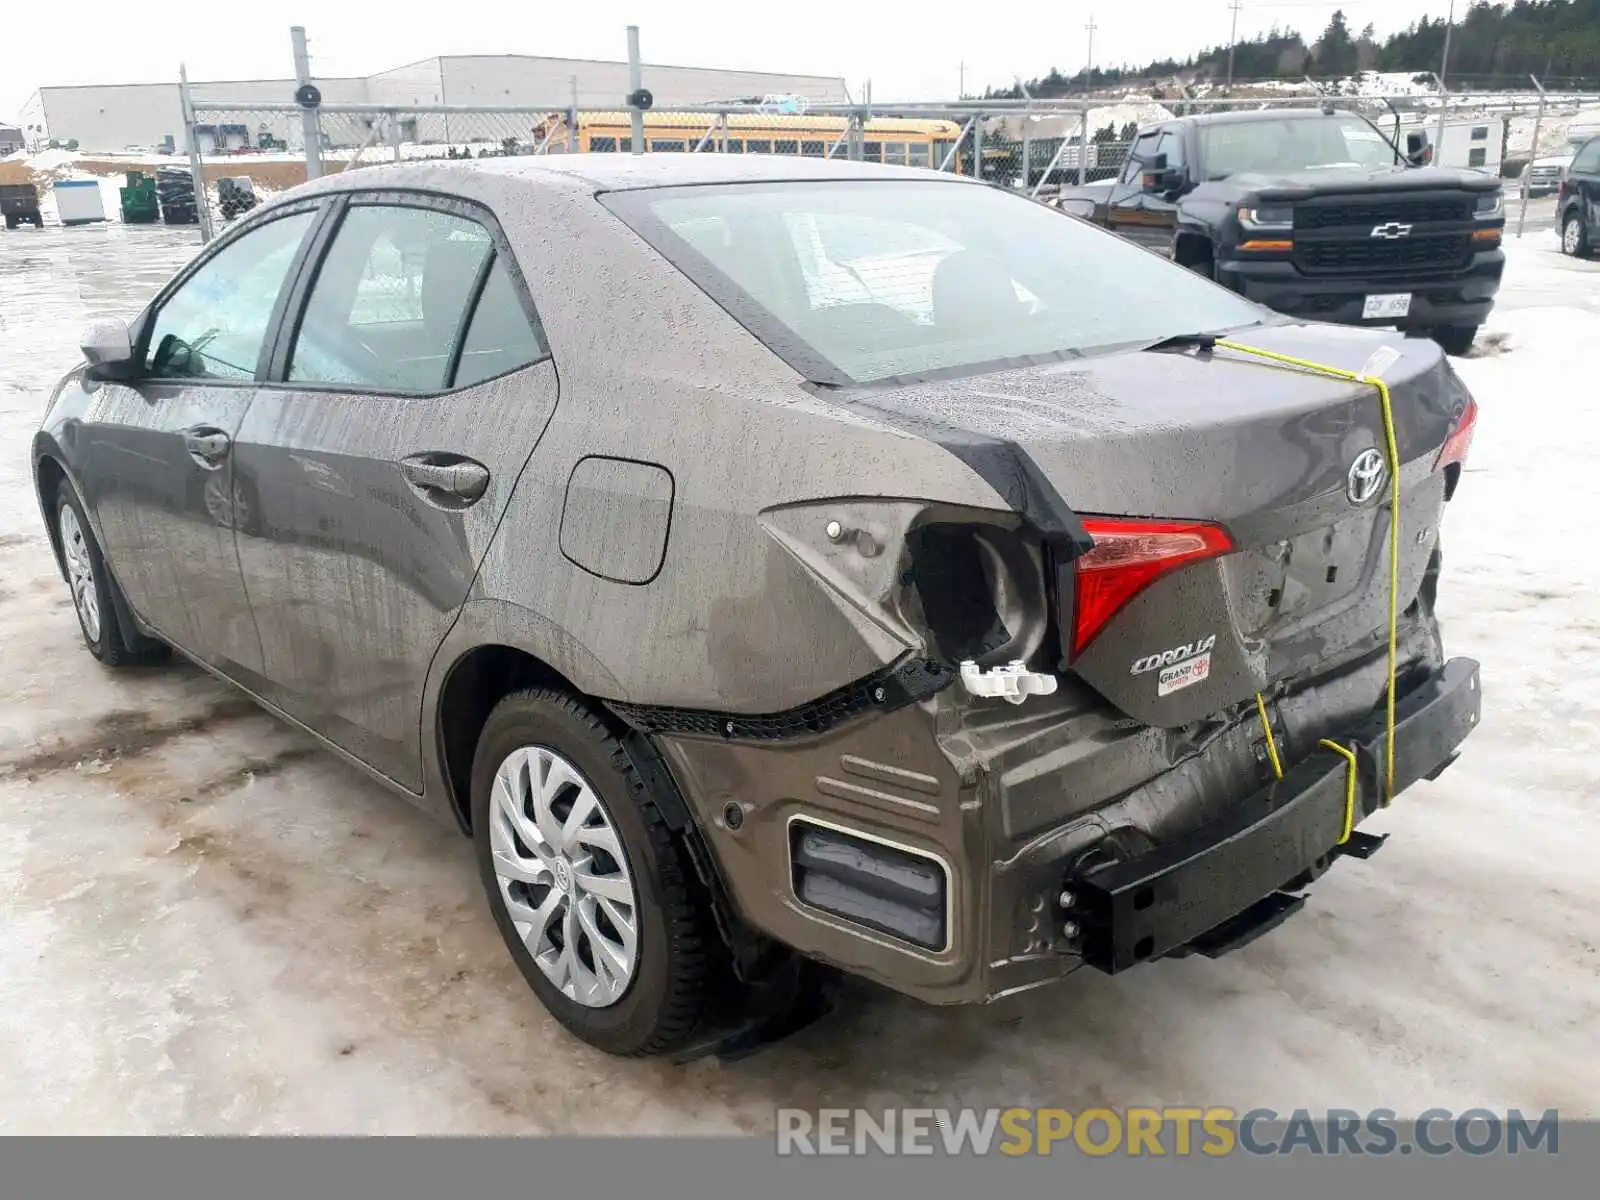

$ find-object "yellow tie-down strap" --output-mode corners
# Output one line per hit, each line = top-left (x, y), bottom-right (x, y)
(1216, 339), (1402, 830)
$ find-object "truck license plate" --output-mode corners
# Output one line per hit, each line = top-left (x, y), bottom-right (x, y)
(1362, 293), (1412, 320)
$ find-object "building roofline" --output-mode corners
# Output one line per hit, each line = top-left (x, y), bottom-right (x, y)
(36, 76), (364, 94)
(435, 53), (844, 84)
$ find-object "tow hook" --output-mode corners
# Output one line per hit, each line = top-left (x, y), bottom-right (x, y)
(958, 659), (1058, 705)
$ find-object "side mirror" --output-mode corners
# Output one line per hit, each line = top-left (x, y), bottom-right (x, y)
(1405, 131), (1433, 167)
(81, 318), (133, 370)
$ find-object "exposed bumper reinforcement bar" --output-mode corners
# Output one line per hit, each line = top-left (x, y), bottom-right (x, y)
(1073, 656), (1481, 974)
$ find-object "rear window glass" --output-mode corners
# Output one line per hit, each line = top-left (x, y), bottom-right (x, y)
(602, 180), (1265, 386)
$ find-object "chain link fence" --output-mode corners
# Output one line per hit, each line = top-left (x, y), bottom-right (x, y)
(180, 87), (1600, 239)
(183, 101), (1150, 238)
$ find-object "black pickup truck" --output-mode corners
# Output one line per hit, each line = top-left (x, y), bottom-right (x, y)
(1, 182), (45, 230)
(1055, 109), (1506, 355)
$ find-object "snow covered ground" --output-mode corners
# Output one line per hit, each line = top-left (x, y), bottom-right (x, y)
(0, 226), (1597, 1132)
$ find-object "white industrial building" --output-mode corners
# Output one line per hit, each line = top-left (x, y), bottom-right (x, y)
(18, 54), (850, 154)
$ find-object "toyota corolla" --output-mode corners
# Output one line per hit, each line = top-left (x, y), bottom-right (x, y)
(32, 154), (1481, 1056)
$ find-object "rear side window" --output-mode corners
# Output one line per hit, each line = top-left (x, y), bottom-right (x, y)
(453, 260), (547, 388)
(287, 203), (545, 393)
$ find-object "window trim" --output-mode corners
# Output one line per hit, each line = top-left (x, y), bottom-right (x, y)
(261, 187), (552, 399)
(133, 198), (331, 387)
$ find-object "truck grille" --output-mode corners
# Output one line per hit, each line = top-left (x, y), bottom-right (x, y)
(1294, 196), (1475, 230)
(1296, 234), (1470, 273)
(1290, 191), (1478, 276)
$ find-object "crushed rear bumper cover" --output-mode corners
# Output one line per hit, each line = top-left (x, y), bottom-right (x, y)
(1073, 656), (1481, 973)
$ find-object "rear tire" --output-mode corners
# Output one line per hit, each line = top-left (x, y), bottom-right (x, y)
(1432, 325), (1479, 357)
(470, 688), (713, 1056)
(53, 482), (168, 667)
(1562, 211), (1590, 258)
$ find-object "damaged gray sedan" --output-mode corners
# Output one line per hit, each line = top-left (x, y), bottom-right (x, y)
(32, 154), (1481, 1056)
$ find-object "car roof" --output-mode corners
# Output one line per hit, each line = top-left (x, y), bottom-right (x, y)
(1180, 109), (1363, 127)
(313, 152), (976, 195)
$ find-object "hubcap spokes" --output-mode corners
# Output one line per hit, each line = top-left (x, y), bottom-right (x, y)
(58, 505), (100, 643)
(489, 745), (638, 1008)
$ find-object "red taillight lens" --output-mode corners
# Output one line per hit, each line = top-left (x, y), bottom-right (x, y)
(1434, 396), (1478, 472)
(1071, 517), (1235, 657)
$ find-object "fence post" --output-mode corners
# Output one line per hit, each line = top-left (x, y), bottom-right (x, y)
(291, 26), (322, 180)
(1518, 75), (1546, 239)
(390, 111), (402, 162)
(177, 65), (214, 243)
(973, 115), (983, 180)
(1078, 106), (1089, 186)
(848, 110), (863, 162)
(568, 76), (580, 153)
(627, 25), (645, 155)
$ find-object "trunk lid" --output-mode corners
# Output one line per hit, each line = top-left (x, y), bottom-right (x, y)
(856, 324), (1467, 727)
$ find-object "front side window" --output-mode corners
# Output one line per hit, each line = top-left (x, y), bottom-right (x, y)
(1572, 138), (1600, 174)
(1198, 116), (1398, 180)
(604, 180), (1266, 386)
(144, 210), (315, 379)
(1121, 134), (1160, 184)
(287, 203), (543, 393)
(1154, 130), (1185, 169)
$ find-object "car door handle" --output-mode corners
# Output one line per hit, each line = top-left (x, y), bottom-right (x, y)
(183, 426), (231, 469)
(397, 454), (491, 505)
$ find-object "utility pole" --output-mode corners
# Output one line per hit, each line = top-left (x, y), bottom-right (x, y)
(959, 61), (965, 99)
(291, 26), (321, 180)
(1226, 0), (1244, 89)
(627, 24), (645, 156)
(1435, 0), (1455, 152)
(1085, 17), (1098, 92)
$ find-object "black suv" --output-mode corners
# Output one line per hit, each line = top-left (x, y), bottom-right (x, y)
(1559, 135), (1600, 258)
(1058, 110), (1506, 356)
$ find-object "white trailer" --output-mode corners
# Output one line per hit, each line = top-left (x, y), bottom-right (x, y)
(1424, 116), (1505, 174)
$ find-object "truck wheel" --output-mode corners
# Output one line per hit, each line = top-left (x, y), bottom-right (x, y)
(1432, 325), (1479, 357)
(470, 688), (715, 1056)
(3, 214), (15, 230)
(1562, 211), (1590, 258)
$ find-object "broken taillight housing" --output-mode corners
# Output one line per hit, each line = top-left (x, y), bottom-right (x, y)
(1434, 396), (1478, 472)
(1071, 517), (1236, 657)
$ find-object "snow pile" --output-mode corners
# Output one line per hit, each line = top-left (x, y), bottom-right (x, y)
(24, 147), (80, 173)
(1353, 71), (1436, 98)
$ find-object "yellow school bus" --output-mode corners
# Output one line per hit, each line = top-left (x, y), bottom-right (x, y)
(535, 111), (967, 171)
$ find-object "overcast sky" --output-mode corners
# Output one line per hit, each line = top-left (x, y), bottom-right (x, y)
(3, 0), (1465, 123)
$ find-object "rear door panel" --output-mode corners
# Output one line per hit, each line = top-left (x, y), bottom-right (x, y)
(231, 193), (558, 790)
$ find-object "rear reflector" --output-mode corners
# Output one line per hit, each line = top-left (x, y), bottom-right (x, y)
(1434, 396), (1477, 472)
(1072, 517), (1235, 657)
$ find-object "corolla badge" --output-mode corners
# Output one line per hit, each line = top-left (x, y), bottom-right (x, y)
(1346, 448), (1388, 505)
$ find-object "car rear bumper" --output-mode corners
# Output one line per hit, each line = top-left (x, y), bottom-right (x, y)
(654, 626), (1478, 1005)
(1071, 656), (1480, 973)
(1218, 251), (1504, 328)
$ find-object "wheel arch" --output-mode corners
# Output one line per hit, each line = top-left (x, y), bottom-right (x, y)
(33, 449), (70, 578)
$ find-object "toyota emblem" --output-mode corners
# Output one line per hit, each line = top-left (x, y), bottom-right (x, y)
(1346, 448), (1388, 505)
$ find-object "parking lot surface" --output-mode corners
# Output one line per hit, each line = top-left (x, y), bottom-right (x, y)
(1, 220), (1596, 1133)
